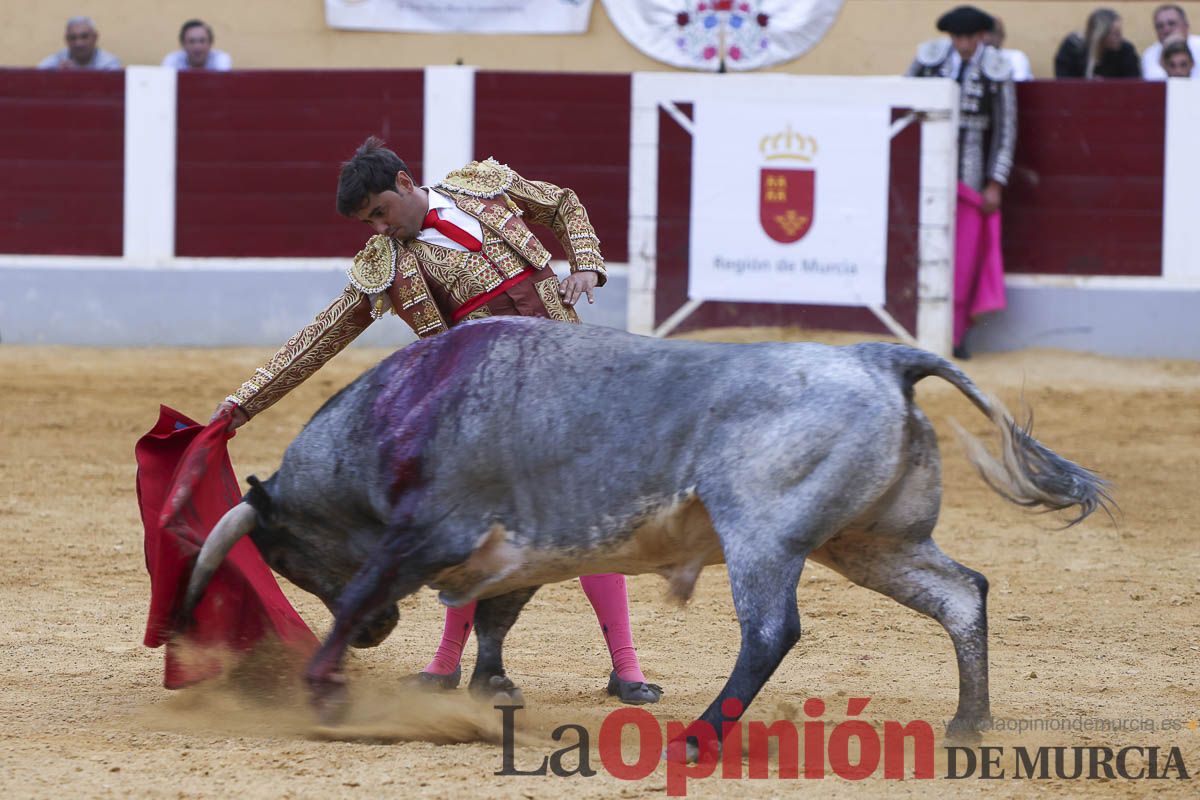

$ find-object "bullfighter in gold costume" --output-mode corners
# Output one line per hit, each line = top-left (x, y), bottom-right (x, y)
(213, 137), (661, 705)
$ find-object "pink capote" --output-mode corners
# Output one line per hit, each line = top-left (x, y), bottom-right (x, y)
(136, 406), (317, 688)
(954, 183), (1007, 347)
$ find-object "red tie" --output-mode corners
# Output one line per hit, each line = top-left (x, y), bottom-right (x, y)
(422, 209), (482, 252)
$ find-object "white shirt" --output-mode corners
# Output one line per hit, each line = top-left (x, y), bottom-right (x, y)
(161, 49), (233, 71)
(417, 188), (484, 250)
(1141, 35), (1200, 79)
(1001, 48), (1033, 81)
(37, 48), (122, 70)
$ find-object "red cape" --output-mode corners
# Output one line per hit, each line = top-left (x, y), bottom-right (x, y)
(135, 406), (317, 688)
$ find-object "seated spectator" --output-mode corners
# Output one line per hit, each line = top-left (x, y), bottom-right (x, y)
(1142, 5), (1200, 79)
(161, 19), (232, 71)
(38, 16), (122, 70)
(985, 15), (1033, 80)
(1162, 38), (1196, 77)
(1054, 8), (1141, 78)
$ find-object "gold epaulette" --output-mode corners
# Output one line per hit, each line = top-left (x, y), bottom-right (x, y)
(347, 234), (397, 298)
(438, 158), (515, 199)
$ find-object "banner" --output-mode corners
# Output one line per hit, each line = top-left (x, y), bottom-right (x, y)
(689, 100), (890, 307)
(325, 0), (594, 34)
(603, 0), (843, 71)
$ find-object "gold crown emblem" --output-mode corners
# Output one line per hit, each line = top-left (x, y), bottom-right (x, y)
(759, 125), (817, 163)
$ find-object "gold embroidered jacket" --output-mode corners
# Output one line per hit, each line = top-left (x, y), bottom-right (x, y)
(227, 159), (606, 418)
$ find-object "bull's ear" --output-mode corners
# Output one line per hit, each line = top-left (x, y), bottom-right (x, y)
(244, 475), (273, 520)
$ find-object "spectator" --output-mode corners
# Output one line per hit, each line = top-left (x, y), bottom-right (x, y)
(985, 15), (1033, 80)
(906, 5), (1015, 359)
(1162, 38), (1196, 77)
(1142, 5), (1200, 79)
(1054, 8), (1141, 79)
(161, 19), (232, 71)
(37, 16), (122, 70)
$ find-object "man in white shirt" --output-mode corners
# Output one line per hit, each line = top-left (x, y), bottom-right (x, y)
(1142, 4), (1200, 79)
(38, 16), (122, 70)
(162, 19), (233, 71)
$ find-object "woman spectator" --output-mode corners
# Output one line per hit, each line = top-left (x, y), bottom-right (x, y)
(1054, 8), (1141, 78)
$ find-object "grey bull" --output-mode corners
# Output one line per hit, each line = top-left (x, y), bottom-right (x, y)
(184, 316), (1111, 741)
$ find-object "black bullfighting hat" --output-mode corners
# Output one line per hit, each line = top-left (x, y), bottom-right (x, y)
(936, 5), (995, 35)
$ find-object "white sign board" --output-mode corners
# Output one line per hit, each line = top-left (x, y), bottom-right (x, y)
(689, 100), (890, 306)
(325, 0), (594, 34)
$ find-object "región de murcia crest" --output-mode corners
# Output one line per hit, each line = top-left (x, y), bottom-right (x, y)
(759, 124), (816, 244)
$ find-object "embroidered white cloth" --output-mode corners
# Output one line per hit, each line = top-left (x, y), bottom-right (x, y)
(602, 0), (844, 72)
(325, 0), (594, 34)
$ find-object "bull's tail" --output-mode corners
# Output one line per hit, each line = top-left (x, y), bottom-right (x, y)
(865, 343), (1115, 525)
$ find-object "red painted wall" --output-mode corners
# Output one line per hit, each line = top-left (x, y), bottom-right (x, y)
(0, 72), (1168, 286)
(0, 70), (124, 255)
(1003, 81), (1165, 277)
(473, 71), (630, 263)
(174, 70), (424, 257)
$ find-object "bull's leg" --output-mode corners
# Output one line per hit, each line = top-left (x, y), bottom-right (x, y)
(305, 527), (458, 720)
(811, 532), (991, 738)
(685, 550), (808, 755)
(468, 586), (540, 704)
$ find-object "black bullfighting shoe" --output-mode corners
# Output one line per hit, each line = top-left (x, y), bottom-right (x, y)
(407, 665), (461, 691)
(607, 670), (664, 705)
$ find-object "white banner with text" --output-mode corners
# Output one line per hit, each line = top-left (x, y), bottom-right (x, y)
(689, 100), (890, 306)
(325, 0), (594, 34)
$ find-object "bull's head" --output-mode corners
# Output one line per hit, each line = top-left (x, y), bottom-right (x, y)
(182, 475), (399, 648)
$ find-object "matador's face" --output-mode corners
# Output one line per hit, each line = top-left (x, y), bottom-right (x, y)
(950, 32), (985, 61)
(355, 171), (428, 242)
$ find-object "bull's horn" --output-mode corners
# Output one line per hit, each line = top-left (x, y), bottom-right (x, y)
(182, 502), (257, 617)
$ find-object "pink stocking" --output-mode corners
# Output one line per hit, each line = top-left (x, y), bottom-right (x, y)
(423, 600), (477, 675)
(579, 573), (646, 682)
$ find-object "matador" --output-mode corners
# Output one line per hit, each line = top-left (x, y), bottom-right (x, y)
(213, 137), (662, 704)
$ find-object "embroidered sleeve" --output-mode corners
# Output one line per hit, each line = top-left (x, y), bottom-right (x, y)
(987, 77), (1017, 187)
(226, 284), (374, 418)
(505, 170), (607, 287)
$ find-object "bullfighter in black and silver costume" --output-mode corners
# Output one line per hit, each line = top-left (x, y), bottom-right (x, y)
(905, 5), (1016, 358)
(905, 29), (1017, 193)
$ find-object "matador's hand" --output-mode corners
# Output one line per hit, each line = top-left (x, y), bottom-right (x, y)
(212, 400), (250, 431)
(981, 181), (1003, 215)
(559, 271), (598, 307)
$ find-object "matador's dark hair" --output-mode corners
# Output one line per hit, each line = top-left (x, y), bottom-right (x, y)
(335, 136), (414, 217)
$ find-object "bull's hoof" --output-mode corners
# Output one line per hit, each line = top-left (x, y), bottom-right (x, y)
(945, 713), (991, 742)
(664, 735), (719, 764)
(469, 673), (524, 705)
(404, 666), (462, 692)
(307, 672), (350, 725)
(606, 670), (663, 705)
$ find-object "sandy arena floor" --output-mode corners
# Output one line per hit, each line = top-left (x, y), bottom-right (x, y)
(1, 328), (1197, 798)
